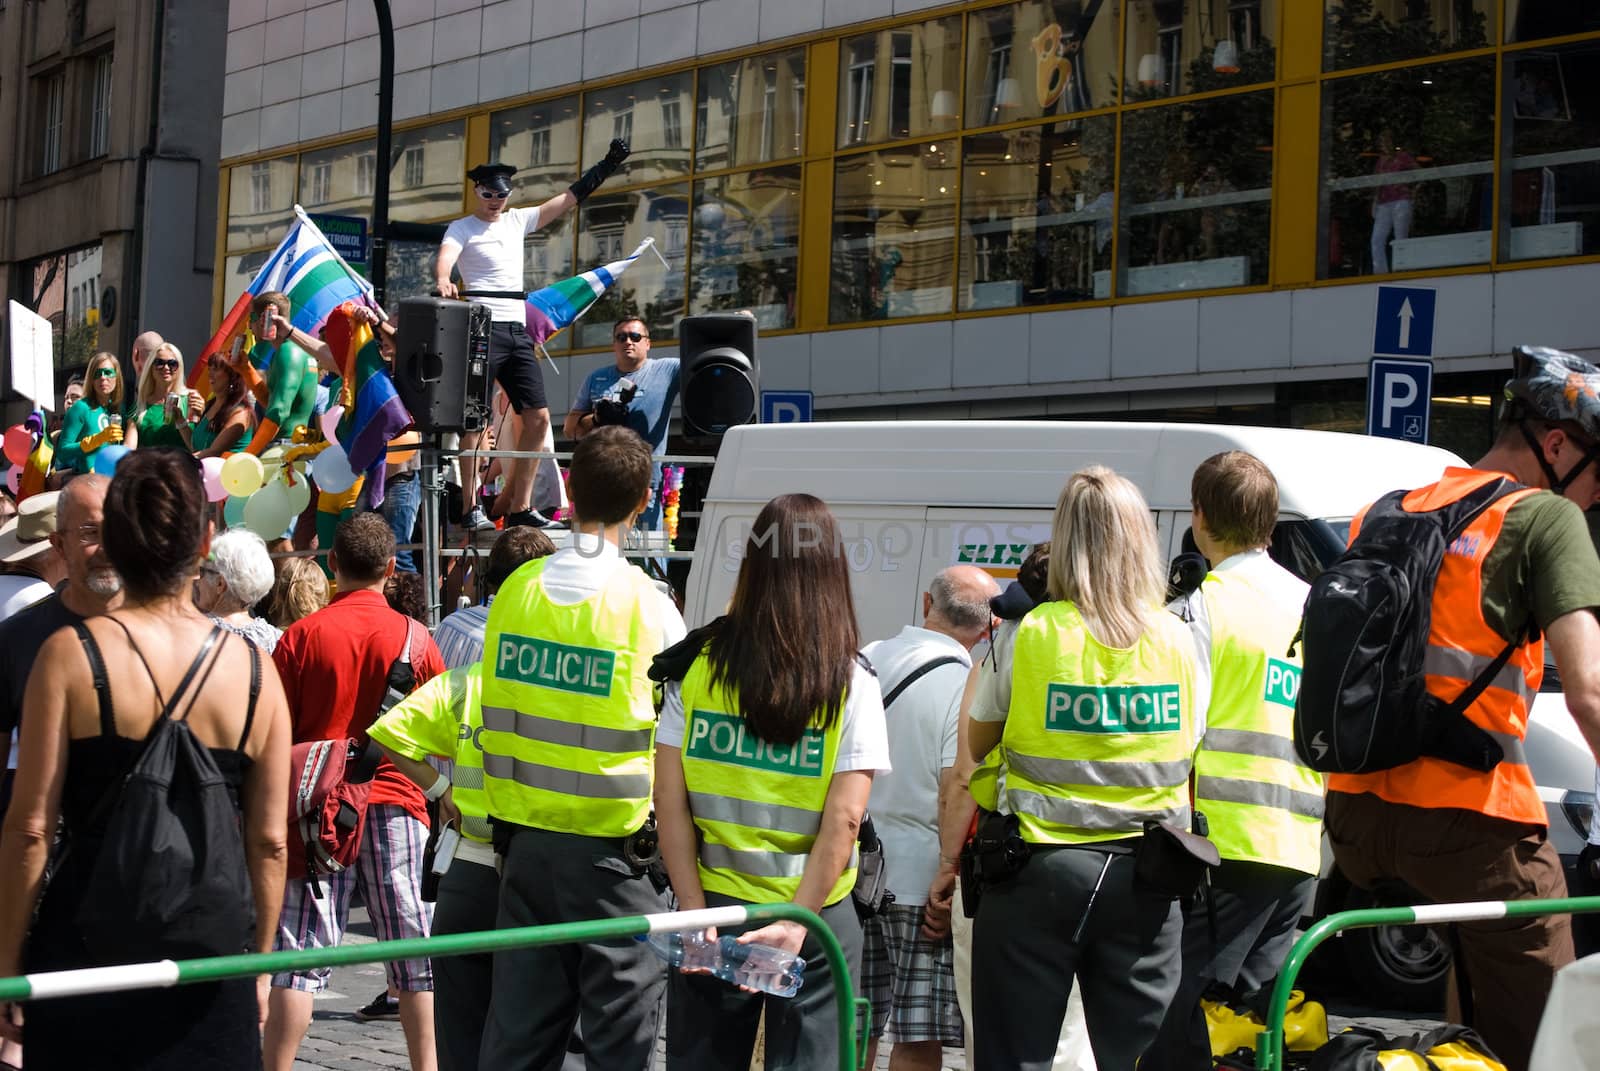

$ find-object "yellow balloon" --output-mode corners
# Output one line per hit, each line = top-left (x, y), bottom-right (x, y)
(219, 452), (265, 498)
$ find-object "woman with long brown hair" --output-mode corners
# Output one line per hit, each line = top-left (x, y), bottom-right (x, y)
(654, 492), (889, 1071)
(177, 350), (256, 458)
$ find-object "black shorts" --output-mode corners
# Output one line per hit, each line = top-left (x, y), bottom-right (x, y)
(488, 321), (547, 413)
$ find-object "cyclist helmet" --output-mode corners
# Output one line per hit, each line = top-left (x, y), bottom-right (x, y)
(1503, 345), (1600, 493)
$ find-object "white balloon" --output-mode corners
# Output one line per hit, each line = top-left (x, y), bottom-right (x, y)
(311, 444), (358, 494)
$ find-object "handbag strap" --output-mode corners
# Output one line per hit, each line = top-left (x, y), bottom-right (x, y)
(881, 655), (965, 710)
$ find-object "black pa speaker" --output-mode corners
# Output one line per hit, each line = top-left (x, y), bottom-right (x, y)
(679, 312), (758, 445)
(395, 298), (493, 433)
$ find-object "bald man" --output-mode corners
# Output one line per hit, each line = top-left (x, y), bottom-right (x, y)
(861, 564), (1001, 1071)
(130, 330), (164, 379)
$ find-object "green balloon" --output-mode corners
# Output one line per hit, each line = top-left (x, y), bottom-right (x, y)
(224, 494), (249, 528)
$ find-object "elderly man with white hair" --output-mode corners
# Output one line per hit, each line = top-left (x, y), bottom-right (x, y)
(195, 528), (282, 652)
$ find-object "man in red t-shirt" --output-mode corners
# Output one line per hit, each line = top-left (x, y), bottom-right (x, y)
(263, 513), (445, 1071)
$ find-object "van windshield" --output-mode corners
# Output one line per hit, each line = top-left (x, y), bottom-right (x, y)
(1268, 519), (1350, 584)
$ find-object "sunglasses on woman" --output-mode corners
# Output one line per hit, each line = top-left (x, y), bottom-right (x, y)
(152, 358), (180, 371)
(92, 367), (118, 379)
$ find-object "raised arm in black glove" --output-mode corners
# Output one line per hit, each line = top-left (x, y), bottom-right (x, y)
(569, 137), (631, 203)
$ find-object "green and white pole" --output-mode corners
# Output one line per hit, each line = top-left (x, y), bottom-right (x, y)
(0, 902), (864, 1071)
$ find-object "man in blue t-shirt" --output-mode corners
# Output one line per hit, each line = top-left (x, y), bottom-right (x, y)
(564, 317), (680, 530)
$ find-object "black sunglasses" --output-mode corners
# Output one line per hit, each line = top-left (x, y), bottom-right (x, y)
(152, 358), (180, 370)
(614, 331), (648, 343)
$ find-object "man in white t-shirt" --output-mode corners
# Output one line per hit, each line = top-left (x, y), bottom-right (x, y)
(435, 145), (629, 531)
(860, 564), (999, 1071)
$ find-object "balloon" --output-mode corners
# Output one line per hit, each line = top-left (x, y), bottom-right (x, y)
(284, 472), (312, 515)
(200, 456), (228, 502)
(387, 430), (420, 466)
(91, 444), (128, 476)
(310, 445), (357, 494)
(3, 426), (32, 467)
(3, 466), (19, 495)
(220, 452), (265, 498)
(223, 494), (249, 529)
(259, 445), (286, 478)
(243, 480), (294, 539)
(320, 405), (345, 446)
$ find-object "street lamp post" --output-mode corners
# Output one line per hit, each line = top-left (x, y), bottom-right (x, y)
(371, 0), (394, 306)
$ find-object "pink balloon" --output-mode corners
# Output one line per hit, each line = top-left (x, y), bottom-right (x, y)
(319, 406), (344, 447)
(201, 455), (228, 503)
(3, 466), (19, 495)
(3, 426), (32, 467)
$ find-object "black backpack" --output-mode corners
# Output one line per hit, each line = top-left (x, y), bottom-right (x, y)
(69, 621), (261, 964)
(1292, 477), (1527, 775)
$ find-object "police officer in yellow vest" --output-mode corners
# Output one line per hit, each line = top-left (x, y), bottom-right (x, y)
(967, 467), (1202, 1071)
(1142, 451), (1324, 1071)
(368, 528), (556, 1071)
(652, 493), (891, 1071)
(475, 427), (686, 1071)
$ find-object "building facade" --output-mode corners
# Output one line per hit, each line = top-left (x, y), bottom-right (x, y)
(218, 0), (1600, 459)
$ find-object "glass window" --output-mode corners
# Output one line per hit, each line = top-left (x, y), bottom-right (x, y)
(389, 120), (466, 222)
(1503, 42), (1600, 262)
(838, 16), (960, 148)
(1506, 1), (1600, 42)
(1118, 90), (1274, 295)
(88, 53), (113, 158)
(382, 239), (440, 317)
(25, 245), (104, 369)
(227, 154), (297, 253)
(584, 73), (693, 187)
(1324, 0), (1493, 71)
(691, 166), (802, 329)
(573, 184), (690, 348)
(830, 145), (958, 323)
(964, 2), (1120, 127)
(37, 71), (64, 175)
(958, 116), (1115, 310)
(699, 48), (805, 169)
(1318, 58), (1495, 278)
(491, 96), (581, 201)
(306, 161), (332, 206)
(1124, 0), (1277, 100)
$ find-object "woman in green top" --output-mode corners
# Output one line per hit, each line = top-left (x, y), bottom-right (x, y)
(125, 343), (200, 450)
(55, 352), (125, 474)
(178, 350), (256, 457)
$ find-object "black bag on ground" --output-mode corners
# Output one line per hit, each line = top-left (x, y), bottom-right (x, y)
(1308, 1024), (1503, 1070)
(71, 623), (260, 964)
(1293, 477), (1525, 775)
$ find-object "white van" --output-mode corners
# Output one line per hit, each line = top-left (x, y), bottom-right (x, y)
(683, 420), (1597, 1007)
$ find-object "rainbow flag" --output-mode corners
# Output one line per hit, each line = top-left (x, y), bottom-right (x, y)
(525, 237), (657, 345)
(325, 303), (412, 507)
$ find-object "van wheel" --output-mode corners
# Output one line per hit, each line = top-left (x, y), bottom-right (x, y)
(1339, 885), (1450, 1013)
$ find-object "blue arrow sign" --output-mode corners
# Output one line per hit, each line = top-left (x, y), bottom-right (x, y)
(761, 390), (813, 424)
(1373, 285), (1436, 357)
(1367, 357), (1433, 443)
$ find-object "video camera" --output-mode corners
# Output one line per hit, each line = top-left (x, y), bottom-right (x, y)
(593, 376), (638, 427)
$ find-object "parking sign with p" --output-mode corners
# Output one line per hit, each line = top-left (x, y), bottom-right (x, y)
(1367, 357), (1433, 444)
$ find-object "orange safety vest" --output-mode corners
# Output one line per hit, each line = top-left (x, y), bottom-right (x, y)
(1329, 467), (1546, 826)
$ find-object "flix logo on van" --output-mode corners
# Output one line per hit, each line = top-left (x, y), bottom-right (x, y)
(686, 710), (826, 777)
(1045, 683), (1182, 734)
(958, 543), (1031, 567)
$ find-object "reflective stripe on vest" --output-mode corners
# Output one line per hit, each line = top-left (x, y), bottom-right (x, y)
(1003, 601), (1197, 846)
(679, 654), (857, 906)
(1329, 469), (1546, 825)
(1193, 568), (1325, 875)
(479, 556), (665, 838)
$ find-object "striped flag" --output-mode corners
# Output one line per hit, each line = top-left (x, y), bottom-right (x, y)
(525, 237), (658, 345)
(324, 303), (412, 507)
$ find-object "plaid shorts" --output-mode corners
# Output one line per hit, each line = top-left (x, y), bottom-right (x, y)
(272, 804), (434, 993)
(861, 902), (964, 1045)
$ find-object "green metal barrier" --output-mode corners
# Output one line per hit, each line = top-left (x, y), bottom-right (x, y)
(0, 902), (866, 1071)
(1254, 894), (1600, 1071)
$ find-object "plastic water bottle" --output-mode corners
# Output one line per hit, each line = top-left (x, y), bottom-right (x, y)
(637, 932), (806, 997)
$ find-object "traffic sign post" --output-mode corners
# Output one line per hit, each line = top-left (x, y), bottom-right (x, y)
(1367, 357), (1433, 444)
(1372, 285), (1436, 358)
(761, 390), (813, 424)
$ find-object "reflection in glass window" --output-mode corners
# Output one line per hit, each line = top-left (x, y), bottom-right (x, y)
(574, 185), (689, 347)
(698, 49), (805, 169)
(1318, 58), (1494, 278)
(390, 120), (466, 222)
(1119, 90), (1273, 295)
(307, 162), (332, 206)
(357, 151), (376, 196)
(959, 117), (1114, 310)
(965, 2), (1120, 126)
(492, 96), (580, 202)
(1324, 0), (1492, 71)
(838, 16), (960, 148)
(830, 145), (957, 323)
(383, 238), (441, 317)
(1125, 0), (1277, 100)
(584, 73), (692, 187)
(1504, 43), (1600, 262)
(691, 167), (801, 329)
(227, 154), (297, 252)
(524, 216), (576, 353)
(1506, 2), (1600, 42)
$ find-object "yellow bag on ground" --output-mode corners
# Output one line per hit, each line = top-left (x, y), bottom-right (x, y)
(1203, 988), (1331, 1057)
(1307, 1025), (1506, 1071)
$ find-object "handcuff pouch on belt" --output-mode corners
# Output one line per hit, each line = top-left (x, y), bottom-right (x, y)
(958, 809), (1031, 917)
(1133, 818), (1220, 900)
(851, 812), (895, 920)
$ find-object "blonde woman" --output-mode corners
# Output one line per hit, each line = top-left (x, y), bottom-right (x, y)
(125, 343), (202, 451)
(261, 556), (329, 629)
(54, 352), (125, 474)
(966, 466), (1202, 1071)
